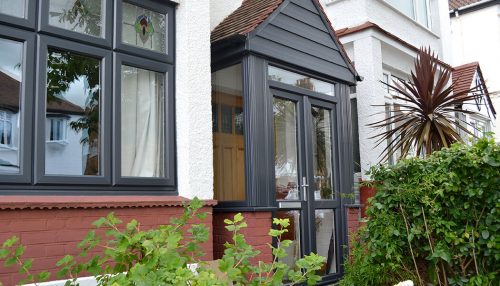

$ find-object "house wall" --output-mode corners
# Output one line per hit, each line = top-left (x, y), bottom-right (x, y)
(322, 0), (452, 177)
(450, 4), (500, 141)
(210, 0), (244, 30)
(175, 0), (214, 199)
(0, 204), (214, 286)
(44, 115), (84, 176)
(323, 0), (450, 60)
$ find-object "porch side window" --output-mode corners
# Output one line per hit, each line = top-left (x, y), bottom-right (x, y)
(212, 64), (246, 201)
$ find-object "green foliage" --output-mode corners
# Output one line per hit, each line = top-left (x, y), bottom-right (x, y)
(0, 197), (325, 285)
(0, 236), (51, 285)
(341, 138), (500, 286)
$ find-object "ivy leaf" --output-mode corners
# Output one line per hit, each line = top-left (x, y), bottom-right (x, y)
(481, 230), (490, 239)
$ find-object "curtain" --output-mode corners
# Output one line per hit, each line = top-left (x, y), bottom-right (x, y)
(121, 66), (164, 177)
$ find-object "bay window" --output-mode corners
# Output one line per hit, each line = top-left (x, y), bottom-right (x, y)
(385, 0), (431, 28)
(0, 0), (176, 193)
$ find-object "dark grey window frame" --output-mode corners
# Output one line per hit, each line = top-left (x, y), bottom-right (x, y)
(113, 53), (175, 187)
(0, 26), (35, 184)
(38, 0), (114, 48)
(0, 0), (37, 30)
(114, 0), (175, 64)
(0, 0), (177, 194)
(35, 35), (112, 185)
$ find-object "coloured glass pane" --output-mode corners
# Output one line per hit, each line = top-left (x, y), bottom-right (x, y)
(122, 2), (167, 53)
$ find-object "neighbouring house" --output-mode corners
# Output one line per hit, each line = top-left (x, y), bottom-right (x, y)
(449, 0), (500, 141)
(0, 0), (361, 285)
(452, 62), (496, 138)
(321, 0), (496, 178)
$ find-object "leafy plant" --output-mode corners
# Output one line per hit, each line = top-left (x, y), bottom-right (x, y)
(341, 138), (499, 286)
(1, 198), (325, 286)
(370, 47), (482, 162)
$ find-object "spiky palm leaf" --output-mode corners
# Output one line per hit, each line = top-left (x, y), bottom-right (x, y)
(370, 48), (481, 162)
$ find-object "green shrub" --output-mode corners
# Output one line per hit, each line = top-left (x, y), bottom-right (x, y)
(341, 138), (499, 286)
(1, 198), (325, 286)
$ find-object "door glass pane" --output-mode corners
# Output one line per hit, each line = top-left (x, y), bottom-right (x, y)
(274, 98), (299, 200)
(49, 0), (103, 37)
(122, 2), (167, 53)
(0, 38), (22, 174)
(315, 209), (337, 275)
(312, 107), (334, 200)
(268, 66), (335, 96)
(0, 0), (25, 18)
(212, 64), (246, 201)
(45, 48), (101, 176)
(121, 65), (165, 178)
(277, 210), (301, 275)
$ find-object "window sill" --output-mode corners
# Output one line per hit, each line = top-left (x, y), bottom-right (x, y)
(0, 196), (217, 210)
(0, 145), (17, 151)
(46, 140), (69, 146)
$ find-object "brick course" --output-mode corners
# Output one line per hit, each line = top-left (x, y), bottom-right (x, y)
(213, 212), (273, 265)
(0, 206), (213, 286)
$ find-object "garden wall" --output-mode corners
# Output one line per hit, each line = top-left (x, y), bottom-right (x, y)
(0, 196), (215, 286)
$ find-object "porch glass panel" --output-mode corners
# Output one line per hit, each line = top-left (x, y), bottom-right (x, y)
(315, 209), (337, 275)
(273, 97), (299, 200)
(212, 64), (246, 201)
(268, 66), (335, 96)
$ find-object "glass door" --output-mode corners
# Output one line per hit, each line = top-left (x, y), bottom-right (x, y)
(272, 89), (341, 278)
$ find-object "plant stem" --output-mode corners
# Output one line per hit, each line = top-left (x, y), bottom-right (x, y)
(421, 206), (442, 286)
(399, 204), (424, 286)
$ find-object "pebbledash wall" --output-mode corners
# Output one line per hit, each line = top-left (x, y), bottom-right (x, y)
(0, 1), (363, 284)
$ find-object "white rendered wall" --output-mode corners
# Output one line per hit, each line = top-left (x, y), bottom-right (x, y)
(175, 0), (213, 199)
(210, 0), (244, 30)
(352, 36), (386, 177)
(323, 0), (449, 59)
(450, 5), (500, 141)
(45, 115), (84, 175)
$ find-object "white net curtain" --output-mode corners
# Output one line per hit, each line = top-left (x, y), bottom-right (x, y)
(121, 65), (165, 178)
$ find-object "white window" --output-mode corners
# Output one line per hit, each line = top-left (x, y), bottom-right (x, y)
(48, 117), (67, 142)
(385, 0), (431, 28)
(0, 110), (13, 147)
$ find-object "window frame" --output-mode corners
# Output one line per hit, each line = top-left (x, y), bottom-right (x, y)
(0, 26), (35, 184)
(114, 0), (175, 64)
(34, 35), (112, 185)
(0, 0), (37, 30)
(38, 0), (114, 48)
(0, 0), (177, 194)
(113, 53), (175, 187)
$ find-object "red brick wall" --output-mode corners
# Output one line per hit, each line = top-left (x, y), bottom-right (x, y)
(213, 212), (273, 265)
(0, 206), (213, 286)
(346, 206), (362, 247)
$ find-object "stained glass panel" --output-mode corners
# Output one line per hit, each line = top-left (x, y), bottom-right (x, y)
(122, 2), (167, 53)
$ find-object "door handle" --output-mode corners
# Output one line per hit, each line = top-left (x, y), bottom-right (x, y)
(301, 176), (309, 201)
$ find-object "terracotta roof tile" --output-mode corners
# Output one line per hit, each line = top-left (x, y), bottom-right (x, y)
(0, 70), (84, 115)
(211, 0), (285, 43)
(452, 62), (496, 115)
(452, 62), (479, 95)
(211, 0), (359, 79)
(449, 0), (483, 10)
(0, 71), (21, 112)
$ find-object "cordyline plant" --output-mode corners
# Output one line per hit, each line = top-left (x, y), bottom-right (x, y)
(370, 47), (482, 162)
